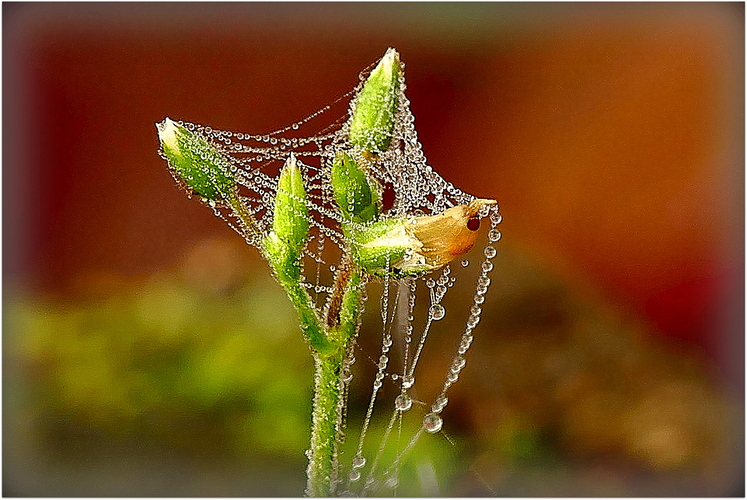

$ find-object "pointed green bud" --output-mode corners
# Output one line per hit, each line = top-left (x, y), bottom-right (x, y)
(348, 47), (401, 153)
(157, 118), (235, 202)
(263, 153), (309, 281)
(331, 151), (380, 224)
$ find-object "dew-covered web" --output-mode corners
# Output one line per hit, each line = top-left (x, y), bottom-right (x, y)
(168, 57), (502, 496)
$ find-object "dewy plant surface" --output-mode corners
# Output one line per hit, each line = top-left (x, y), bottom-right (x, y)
(156, 48), (502, 496)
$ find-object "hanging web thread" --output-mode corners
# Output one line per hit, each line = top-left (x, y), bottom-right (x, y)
(169, 59), (502, 496)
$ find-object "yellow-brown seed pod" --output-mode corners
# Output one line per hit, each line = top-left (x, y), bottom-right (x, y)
(350, 198), (497, 276)
(407, 198), (497, 270)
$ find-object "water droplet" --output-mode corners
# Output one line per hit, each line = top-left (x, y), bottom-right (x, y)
(467, 314), (480, 328)
(461, 259), (469, 267)
(425, 278), (435, 288)
(429, 304), (446, 321)
(291, 123), (299, 130)
(436, 285), (447, 297)
(470, 305), (482, 316)
(481, 261), (494, 272)
(394, 393), (413, 412)
(431, 394), (448, 413)
(385, 476), (399, 489)
(459, 336), (473, 353)
(451, 356), (466, 372)
(484, 246), (497, 259)
(349, 470), (361, 482)
(473, 294), (485, 305)
(423, 413), (443, 433)
(488, 229), (502, 242)
(490, 212), (503, 225)
(378, 356), (388, 370)
(352, 455), (366, 468)
(402, 375), (415, 389)
(341, 370), (353, 383)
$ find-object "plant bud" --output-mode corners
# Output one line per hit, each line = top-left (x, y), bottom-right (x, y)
(348, 47), (401, 153)
(331, 151), (380, 224)
(263, 154), (310, 281)
(157, 118), (235, 202)
(350, 199), (496, 277)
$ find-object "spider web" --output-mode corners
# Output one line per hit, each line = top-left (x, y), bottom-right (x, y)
(166, 57), (502, 496)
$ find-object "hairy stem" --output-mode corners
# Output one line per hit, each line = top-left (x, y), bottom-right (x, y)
(307, 266), (363, 496)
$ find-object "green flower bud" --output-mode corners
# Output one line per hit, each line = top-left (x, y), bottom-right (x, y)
(348, 47), (401, 153)
(157, 118), (235, 202)
(263, 153), (310, 281)
(331, 151), (380, 224)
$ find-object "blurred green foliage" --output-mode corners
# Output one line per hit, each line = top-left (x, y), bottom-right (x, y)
(5, 254), (456, 495)
(10, 273), (313, 461)
(3, 238), (740, 496)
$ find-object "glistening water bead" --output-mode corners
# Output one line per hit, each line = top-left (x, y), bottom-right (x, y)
(423, 413), (443, 433)
(352, 455), (366, 468)
(484, 246), (497, 259)
(429, 304), (446, 321)
(394, 393), (413, 412)
(488, 229), (502, 242)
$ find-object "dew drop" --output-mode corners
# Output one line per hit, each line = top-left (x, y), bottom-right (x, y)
(385, 476), (399, 489)
(394, 393), (413, 412)
(291, 123), (299, 130)
(431, 394), (448, 413)
(425, 278), (436, 289)
(349, 470), (361, 482)
(378, 355), (388, 370)
(423, 413), (443, 433)
(467, 314), (481, 328)
(461, 259), (469, 267)
(451, 356), (466, 372)
(484, 246), (497, 259)
(402, 375), (415, 389)
(341, 370), (353, 383)
(352, 455), (366, 468)
(473, 294), (485, 305)
(490, 212), (503, 225)
(481, 261), (494, 272)
(429, 304), (446, 321)
(488, 229), (502, 242)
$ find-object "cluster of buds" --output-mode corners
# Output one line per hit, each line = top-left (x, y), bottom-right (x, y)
(329, 47), (497, 276)
(157, 48), (496, 282)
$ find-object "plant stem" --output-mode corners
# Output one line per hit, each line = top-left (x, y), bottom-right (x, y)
(307, 349), (344, 497)
(307, 267), (363, 496)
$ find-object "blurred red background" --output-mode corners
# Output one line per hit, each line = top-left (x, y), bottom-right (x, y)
(3, 4), (744, 495)
(5, 2), (742, 388)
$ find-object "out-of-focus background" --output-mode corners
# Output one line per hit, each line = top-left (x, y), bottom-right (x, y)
(3, 2), (744, 496)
